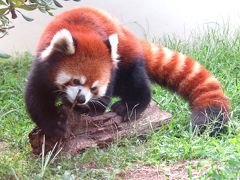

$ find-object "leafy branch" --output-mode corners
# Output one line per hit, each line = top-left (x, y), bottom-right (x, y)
(0, 0), (80, 58)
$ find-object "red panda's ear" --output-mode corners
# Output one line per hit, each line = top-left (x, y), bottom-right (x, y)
(40, 29), (75, 60)
(108, 34), (119, 67)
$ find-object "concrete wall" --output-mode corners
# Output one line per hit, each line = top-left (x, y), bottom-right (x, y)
(1, 0), (240, 53)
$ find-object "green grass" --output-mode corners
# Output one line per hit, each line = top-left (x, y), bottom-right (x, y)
(0, 26), (240, 179)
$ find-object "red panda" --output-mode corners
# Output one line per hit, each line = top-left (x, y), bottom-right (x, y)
(25, 7), (230, 137)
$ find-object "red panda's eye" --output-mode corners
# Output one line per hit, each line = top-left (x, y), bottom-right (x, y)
(72, 79), (81, 85)
(90, 86), (98, 93)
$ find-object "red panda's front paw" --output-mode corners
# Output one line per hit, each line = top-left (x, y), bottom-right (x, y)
(74, 104), (91, 114)
(111, 101), (139, 121)
(42, 115), (67, 138)
(111, 101), (127, 116)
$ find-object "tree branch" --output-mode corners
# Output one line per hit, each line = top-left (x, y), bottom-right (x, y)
(29, 101), (172, 156)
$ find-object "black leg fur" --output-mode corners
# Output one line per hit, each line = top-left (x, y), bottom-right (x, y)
(191, 105), (229, 136)
(112, 60), (151, 121)
(25, 60), (67, 137)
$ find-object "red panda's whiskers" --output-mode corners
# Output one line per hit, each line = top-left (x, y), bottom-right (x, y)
(54, 89), (66, 94)
(93, 100), (107, 108)
(55, 90), (66, 99)
(89, 100), (97, 114)
(57, 93), (66, 99)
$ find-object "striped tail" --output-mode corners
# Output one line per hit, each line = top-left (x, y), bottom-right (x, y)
(141, 41), (230, 134)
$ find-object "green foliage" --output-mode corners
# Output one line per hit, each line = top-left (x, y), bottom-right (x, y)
(1, 0), (52, 36)
(0, 26), (240, 178)
(0, 49), (11, 58)
(0, 0), (81, 58)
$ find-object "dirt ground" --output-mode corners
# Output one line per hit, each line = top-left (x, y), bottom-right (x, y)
(0, 140), (8, 156)
(117, 159), (216, 180)
(0, 141), (215, 179)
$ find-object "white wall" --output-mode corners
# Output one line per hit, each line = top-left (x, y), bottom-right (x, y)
(1, 0), (240, 53)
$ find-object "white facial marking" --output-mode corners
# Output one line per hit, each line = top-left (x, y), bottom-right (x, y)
(66, 86), (81, 103)
(66, 86), (92, 104)
(80, 86), (93, 103)
(91, 80), (107, 97)
(41, 29), (75, 60)
(109, 33), (120, 67)
(98, 85), (107, 97)
(79, 75), (87, 85)
(55, 71), (72, 85)
(91, 80), (99, 88)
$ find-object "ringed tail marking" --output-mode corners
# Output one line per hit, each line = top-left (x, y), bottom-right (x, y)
(178, 62), (201, 91)
(144, 41), (230, 113)
(161, 47), (174, 68)
(189, 76), (220, 102)
(146, 43), (161, 75)
(168, 52), (187, 83)
(150, 43), (160, 63)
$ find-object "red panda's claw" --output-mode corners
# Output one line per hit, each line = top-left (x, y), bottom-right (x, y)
(111, 101), (140, 122)
(43, 116), (67, 138)
(111, 101), (127, 117)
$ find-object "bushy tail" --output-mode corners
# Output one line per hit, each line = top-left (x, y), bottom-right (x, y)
(141, 40), (230, 134)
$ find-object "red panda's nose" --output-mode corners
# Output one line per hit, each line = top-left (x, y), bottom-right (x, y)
(78, 95), (86, 104)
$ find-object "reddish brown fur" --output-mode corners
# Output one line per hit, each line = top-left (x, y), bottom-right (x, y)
(157, 53), (179, 83)
(178, 67), (210, 97)
(37, 7), (230, 117)
(37, 8), (117, 52)
(150, 48), (165, 77)
(189, 82), (221, 102)
(55, 33), (112, 87)
(141, 41), (230, 114)
(192, 90), (229, 110)
(166, 57), (195, 90)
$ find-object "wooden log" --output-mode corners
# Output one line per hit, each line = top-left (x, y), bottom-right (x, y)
(29, 101), (171, 156)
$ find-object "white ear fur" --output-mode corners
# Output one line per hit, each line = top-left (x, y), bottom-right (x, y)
(41, 29), (75, 60)
(108, 33), (120, 66)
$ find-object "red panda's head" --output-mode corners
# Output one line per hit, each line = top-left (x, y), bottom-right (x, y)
(39, 29), (119, 105)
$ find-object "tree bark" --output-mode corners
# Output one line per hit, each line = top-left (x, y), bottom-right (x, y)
(29, 101), (171, 156)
